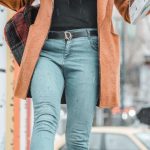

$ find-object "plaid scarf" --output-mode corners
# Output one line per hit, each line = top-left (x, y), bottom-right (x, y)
(4, 4), (39, 65)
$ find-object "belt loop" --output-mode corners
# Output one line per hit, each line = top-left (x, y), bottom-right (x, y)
(86, 29), (90, 39)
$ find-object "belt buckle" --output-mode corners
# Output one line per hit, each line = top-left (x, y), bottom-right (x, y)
(64, 31), (72, 40)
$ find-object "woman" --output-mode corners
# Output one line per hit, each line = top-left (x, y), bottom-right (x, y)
(0, 0), (130, 149)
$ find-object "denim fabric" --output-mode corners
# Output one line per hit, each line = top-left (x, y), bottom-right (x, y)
(30, 28), (100, 150)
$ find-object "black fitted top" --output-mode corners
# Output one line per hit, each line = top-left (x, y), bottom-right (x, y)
(50, 0), (97, 31)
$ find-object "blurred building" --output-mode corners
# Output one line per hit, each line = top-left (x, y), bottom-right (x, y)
(113, 6), (150, 108)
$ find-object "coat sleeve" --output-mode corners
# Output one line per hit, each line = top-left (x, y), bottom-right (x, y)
(114, 0), (131, 23)
(0, 0), (34, 11)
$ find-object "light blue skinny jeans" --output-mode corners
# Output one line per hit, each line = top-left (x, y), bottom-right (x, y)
(30, 28), (100, 150)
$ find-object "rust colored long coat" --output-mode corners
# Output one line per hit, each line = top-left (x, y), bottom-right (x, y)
(0, 0), (130, 108)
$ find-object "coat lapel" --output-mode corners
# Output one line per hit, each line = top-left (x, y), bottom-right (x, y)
(97, 0), (109, 27)
(14, 0), (54, 97)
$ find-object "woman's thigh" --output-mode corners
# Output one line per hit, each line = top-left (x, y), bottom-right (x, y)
(30, 56), (65, 105)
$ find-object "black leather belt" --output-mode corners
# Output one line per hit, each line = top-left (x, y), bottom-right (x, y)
(47, 30), (98, 40)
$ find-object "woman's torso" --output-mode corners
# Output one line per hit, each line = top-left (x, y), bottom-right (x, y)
(50, 0), (97, 31)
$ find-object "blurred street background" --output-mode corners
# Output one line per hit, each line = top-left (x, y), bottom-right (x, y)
(0, 1), (150, 150)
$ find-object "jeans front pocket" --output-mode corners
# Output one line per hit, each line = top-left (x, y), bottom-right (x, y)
(88, 35), (99, 52)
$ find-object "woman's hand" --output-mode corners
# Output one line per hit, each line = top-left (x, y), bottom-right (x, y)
(114, 0), (131, 23)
